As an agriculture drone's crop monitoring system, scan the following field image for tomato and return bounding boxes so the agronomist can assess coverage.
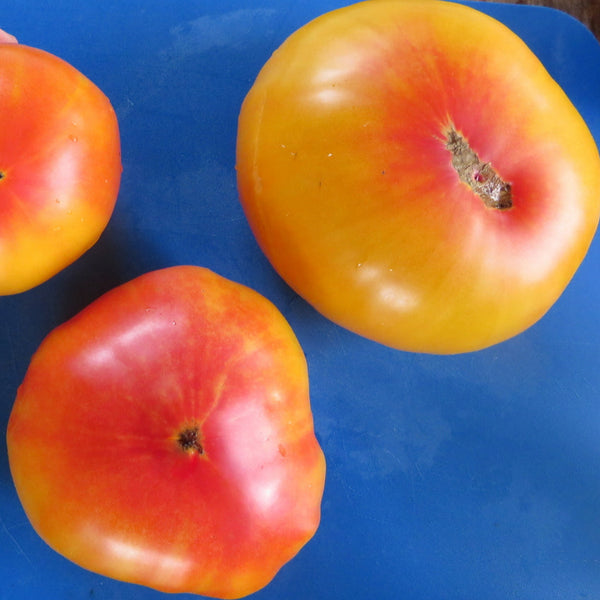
[7,266,326,599]
[236,0,600,354]
[0,40,121,295]
[0,28,17,44]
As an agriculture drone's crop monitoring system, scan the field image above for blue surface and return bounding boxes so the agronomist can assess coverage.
[1,1,600,599]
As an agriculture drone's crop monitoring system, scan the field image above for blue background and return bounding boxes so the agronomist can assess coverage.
[1,1,600,599]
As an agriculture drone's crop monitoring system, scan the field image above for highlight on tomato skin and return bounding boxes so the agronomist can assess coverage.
[236,0,600,354]
[6,265,326,599]
[0,37,121,295]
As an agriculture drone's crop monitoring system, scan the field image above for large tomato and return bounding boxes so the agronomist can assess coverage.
[7,266,325,599]
[236,0,600,354]
[0,38,121,295]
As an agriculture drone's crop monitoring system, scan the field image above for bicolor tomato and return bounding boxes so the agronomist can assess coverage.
[236,0,600,354]
[0,38,121,295]
[7,266,326,599]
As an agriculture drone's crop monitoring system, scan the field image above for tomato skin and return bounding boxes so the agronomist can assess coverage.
[0,43,121,295]
[7,266,325,599]
[236,0,600,354]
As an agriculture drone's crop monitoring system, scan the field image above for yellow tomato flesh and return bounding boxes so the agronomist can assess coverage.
[236,0,600,353]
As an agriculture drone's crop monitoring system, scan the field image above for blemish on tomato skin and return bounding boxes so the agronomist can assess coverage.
[278,444,287,457]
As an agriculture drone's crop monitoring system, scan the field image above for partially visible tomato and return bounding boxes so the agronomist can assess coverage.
[7,266,326,599]
[236,0,600,354]
[0,28,17,44]
[0,40,121,295]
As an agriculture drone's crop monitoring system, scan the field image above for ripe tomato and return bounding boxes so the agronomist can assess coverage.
[0,40,121,295]
[7,266,325,599]
[236,0,600,354]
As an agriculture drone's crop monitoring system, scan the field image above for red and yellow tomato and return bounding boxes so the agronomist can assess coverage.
[7,266,326,599]
[0,40,121,295]
[236,0,600,354]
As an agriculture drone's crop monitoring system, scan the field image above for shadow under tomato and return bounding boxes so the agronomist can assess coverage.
[51,223,168,325]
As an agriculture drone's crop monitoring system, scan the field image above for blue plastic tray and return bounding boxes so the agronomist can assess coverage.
[1,2,600,599]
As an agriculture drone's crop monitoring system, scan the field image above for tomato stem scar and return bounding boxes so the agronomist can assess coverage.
[0,171,5,180]
[446,128,512,210]
[177,425,204,455]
